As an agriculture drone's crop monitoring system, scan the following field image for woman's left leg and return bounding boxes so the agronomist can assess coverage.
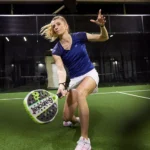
[74,76,97,150]
[76,76,97,138]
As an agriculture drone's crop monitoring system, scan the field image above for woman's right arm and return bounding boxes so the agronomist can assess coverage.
[52,55,67,97]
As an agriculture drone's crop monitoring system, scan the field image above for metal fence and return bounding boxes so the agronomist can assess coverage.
[0,15,150,91]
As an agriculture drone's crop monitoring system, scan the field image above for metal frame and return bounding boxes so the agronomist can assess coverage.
[1,0,150,2]
[0,14,150,35]
[0,14,150,16]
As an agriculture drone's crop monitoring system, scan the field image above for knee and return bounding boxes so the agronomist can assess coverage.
[76,90,87,100]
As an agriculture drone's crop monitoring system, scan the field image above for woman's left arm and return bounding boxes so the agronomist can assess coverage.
[86,9,109,42]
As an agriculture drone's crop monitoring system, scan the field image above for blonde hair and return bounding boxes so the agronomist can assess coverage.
[40,16,69,42]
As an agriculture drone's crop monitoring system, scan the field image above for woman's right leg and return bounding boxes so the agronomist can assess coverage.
[63,89,79,123]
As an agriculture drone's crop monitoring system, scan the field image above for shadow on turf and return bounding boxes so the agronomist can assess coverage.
[117,100,150,150]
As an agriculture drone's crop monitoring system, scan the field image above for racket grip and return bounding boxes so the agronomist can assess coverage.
[57,93,62,98]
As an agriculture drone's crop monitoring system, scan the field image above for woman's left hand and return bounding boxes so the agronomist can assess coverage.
[90,9,106,26]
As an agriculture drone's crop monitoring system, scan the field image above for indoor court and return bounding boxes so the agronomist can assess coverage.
[0,84,150,150]
[0,0,150,150]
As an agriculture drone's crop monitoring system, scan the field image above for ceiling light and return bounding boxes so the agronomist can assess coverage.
[23,37,27,42]
[5,37,9,42]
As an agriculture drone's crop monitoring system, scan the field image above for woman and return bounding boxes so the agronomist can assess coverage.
[40,9,109,150]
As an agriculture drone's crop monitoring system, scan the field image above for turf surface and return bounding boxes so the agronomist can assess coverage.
[0,84,150,150]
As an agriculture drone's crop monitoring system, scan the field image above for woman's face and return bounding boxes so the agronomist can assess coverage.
[51,18,68,36]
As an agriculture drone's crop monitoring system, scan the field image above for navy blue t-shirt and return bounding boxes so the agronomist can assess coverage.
[52,32,94,79]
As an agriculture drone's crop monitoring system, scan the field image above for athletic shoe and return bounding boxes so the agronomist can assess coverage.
[63,121,73,127]
[75,136,91,150]
[63,117,80,127]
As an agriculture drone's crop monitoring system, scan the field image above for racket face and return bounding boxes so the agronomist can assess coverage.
[23,89,58,124]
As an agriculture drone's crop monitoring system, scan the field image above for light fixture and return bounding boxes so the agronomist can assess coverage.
[113,61,118,65]
[11,64,14,67]
[38,63,44,68]
[5,37,10,42]
[23,37,27,42]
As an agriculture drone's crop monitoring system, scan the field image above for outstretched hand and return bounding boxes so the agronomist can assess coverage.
[90,9,106,26]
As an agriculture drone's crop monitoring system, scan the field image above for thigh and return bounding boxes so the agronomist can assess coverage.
[76,76,97,97]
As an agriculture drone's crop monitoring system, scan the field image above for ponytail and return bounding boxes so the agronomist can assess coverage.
[40,23,58,42]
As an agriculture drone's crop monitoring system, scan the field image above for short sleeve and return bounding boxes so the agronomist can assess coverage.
[51,43,61,56]
[74,32,88,42]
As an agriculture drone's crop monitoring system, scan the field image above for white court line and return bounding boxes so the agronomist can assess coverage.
[93,91,117,95]
[93,89,150,95]
[118,91,150,100]
[0,89,150,100]
[0,98,23,100]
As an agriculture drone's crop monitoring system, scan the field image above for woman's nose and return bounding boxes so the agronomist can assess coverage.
[55,27,58,31]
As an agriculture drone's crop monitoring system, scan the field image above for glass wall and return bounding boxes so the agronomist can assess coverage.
[0,15,150,91]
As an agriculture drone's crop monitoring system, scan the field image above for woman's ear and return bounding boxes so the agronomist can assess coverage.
[65,23,69,31]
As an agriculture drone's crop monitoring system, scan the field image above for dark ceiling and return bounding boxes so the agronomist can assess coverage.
[0,2,150,14]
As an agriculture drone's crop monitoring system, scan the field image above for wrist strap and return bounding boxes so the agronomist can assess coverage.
[59,82,66,86]
[59,82,66,90]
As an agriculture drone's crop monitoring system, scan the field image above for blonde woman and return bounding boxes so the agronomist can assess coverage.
[41,9,109,150]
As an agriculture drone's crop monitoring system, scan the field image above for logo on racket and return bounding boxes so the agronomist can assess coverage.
[30,96,54,114]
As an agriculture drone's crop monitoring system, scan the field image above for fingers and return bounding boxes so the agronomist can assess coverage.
[62,90,67,97]
[99,9,101,14]
[90,19,96,23]
[57,90,68,99]
[103,17,106,22]
[90,9,106,25]
[98,9,101,17]
[98,15,105,21]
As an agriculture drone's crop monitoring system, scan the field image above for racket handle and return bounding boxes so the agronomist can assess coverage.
[57,93,62,98]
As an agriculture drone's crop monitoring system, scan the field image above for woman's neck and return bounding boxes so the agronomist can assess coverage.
[59,32,71,44]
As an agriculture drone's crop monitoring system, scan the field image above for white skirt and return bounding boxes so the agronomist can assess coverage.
[68,68,99,93]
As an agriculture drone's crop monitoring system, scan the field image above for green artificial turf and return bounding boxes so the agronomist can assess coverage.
[0,84,150,150]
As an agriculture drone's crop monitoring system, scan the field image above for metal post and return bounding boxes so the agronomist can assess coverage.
[11,4,14,15]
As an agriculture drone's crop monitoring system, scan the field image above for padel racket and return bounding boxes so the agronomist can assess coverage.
[23,89,61,124]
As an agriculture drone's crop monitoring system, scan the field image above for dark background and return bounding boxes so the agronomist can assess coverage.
[0,2,150,14]
[0,1,150,91]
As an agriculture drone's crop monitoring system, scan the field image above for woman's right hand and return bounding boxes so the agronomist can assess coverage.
[90,9,106,27]
[57,84,67,98]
